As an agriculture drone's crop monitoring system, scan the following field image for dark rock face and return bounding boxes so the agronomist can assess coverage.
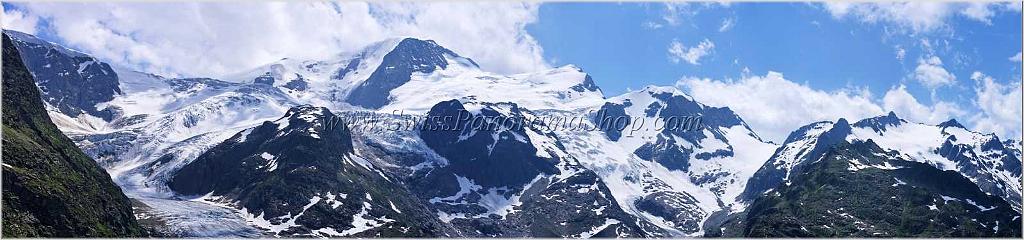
[852,111,906,133]
[937,134,1023,210]
[634,134,693,171]
[419,100,559,188]
[634,192,704,231]
[739,119,852,201]
[5,30,122,121]
[1,33,145,237]
[253,72,276,85]
[570,74,602,92]
[721,140,1022,237]
[938,118,966,129]
[332,57,361,80]
[596,90,748,172]
[347,38,476,109]
[282,74,309,91]
[169,106,449,237]
[338,99,658,237]
[503,170,657,238]
[594,101,632,141]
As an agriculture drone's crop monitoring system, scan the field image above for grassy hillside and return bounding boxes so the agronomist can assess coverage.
[2,33,145,237]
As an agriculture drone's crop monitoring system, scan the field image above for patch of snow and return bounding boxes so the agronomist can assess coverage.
[578,218,621,238]
[388,200,402,213]
[430,175,482,204]
[892,178,907,187]
[240,195,321,236]
[339,201,393,236]
[965,198,997,211]
[847,158,869,171]
[260,152,278,172]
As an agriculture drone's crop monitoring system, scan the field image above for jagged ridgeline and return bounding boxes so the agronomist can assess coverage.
[1,33,145,237]
[721,140,1021,237]
[169,106,453,237]
[3,27,1021,238]
[715,115,1024,237]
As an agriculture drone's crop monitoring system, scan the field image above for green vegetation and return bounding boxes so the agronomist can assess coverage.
[2,33,145,237]
[721,140,1021,237]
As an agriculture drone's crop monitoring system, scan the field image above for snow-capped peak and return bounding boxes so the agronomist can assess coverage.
[4,30,90,58]
[743,112,1023,212]
[641,85,688,97]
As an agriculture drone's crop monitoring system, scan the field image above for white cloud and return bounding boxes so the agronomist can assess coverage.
[661,3,696,27]
[668,38,714,65]
[676,72,884,142]
[1008,2,1024,12]
[718,17,735,32]
[676,71,973,142]
[881,85,964,125]
[822,2,1016,33]
[1,5,38,34]
[913,56,956,89]
[1011,52,1022,62]
[9,2,547,78]
[823,2,953,33]
[970,72,1023,140]
[371,2,548,75]
[961,2,994,24]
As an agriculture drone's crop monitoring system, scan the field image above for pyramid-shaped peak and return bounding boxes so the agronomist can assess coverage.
[938,118,966,129]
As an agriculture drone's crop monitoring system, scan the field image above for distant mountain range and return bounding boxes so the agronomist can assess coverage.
[3,29,1020,237]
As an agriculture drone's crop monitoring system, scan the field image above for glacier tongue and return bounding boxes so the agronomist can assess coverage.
[131,196,263,237]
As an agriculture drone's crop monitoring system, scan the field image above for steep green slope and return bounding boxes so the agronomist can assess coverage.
[2,34,145,237]
[721,140,1021,237]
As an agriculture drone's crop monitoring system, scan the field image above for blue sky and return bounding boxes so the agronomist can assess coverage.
[1,2,1020,141]
[527,2,1021,103]
[523,2,1022,140]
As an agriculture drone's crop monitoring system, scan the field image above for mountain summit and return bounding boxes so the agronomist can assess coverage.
[3,30,1019,238]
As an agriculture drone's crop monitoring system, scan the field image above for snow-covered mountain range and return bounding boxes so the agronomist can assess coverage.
[5,29,1020,237]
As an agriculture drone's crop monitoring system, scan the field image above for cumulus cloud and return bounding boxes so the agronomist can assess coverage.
[668,38,714,65]
[676,71,975,142]
[1,5,38,34]
[913,56,956,89]
[970,72,1023,140]
[961,2,995,24]
[7,2,547,77]
[1011,52,1022,62]
[676,72,885,142]
[881,85,964,125]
